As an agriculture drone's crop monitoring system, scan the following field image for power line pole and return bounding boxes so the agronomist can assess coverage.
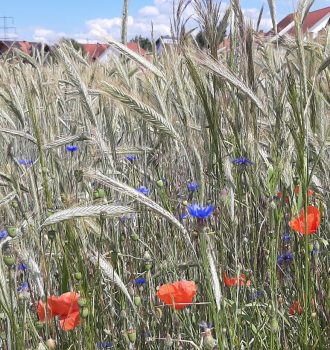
[0,16,16,40]
[121,0,129,45]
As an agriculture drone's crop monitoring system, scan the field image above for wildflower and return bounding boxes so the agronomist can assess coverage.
[17,281,29,293]
[156,280,197,310]
[289,301,303,316]
[223,272,251,287]
[277,252,293,265]
[126,155,137,162]
[136,186,150,196]
[18,159,33,165]
[294,185,314,197]
[0,230,8,240]
[281,233,290,241]
[37,291,80,331]
[187,182,199,192]
[180,213,188,220]
[276,192,289,203]
[187,204,214,219]
[199,321,213,331]
[18,263,28,271]
[134,278,146,286]
[231,157,253,166]
[65,145,79,153]
[289,206,320,235]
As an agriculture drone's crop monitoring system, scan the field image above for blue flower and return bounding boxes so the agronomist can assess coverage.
[0,230,8,240]
[199,321,213,330]
[18,159,33,165]
[231,157,253,166]
[311,245,318,256]
[18,263,27,271]
[277,252,293,265]
[66,145,79,152]
[187,204,214,219]
[17,281,29,293]
[126,155,137,162]
[136,186,150,196]
[180,213,188,220]
[187,182,199,192]
[135,278,146,285]
[281,233,291,241]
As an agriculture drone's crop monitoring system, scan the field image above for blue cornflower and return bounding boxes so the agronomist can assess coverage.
[18,263,27,271]
[180,213,188,220]
[66,145,79,153]
[187,182,199,192]
[231,157,253,166]
[18,159,33,165]
[312,245,318,256]
[17,281,29,293]
[0,230,8,240]
[187,204,214,219]
[199,321,213,330]
[136,186,150,196]
[282,233,291,241]
[126,155,137,162]
[277,252,293,265]
[135,278,146,285]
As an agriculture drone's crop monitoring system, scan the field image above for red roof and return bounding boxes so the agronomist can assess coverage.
[268,6,330,36]
[126,42,147,56]
[81,43,109,60]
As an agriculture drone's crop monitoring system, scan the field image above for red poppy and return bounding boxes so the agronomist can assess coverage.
[156,280,197,310]
[37,292,80,331]
[223,272,251,287]
[276,192,289,203]
[289,301,303,315]
[289,206,320,235]
[294,185,314,197]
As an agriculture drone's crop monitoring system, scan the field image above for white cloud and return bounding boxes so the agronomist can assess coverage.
[139,6,160,17]
[243,8,273,30]
[33,28,66,43]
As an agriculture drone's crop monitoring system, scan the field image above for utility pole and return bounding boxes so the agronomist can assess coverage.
[121,0,129,45]
[0,16,16,40]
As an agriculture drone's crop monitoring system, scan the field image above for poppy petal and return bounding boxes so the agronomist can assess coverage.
[59,311,80,331]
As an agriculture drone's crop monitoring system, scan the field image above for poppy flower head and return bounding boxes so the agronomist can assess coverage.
[157,280,197,310]
[37,292,80,331]
[294,185,314,197]
[223,272,251,287]
[289,206,320,235]
[289,301,303,316]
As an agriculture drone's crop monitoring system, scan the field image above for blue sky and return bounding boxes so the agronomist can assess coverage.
[0,0,328,43]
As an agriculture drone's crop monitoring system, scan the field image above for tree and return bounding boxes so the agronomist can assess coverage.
[130,35,152,51]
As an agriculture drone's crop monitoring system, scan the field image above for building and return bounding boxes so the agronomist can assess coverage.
[267,6,330,39]
[0,40,50,56]
[155,35,178,54]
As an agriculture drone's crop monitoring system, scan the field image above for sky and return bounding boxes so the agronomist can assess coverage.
[0,0,328,43]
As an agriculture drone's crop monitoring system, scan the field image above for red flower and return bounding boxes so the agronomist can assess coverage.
[289,206,320,235]
[294,185,314,197]
[276,192,290,203]
[156,280,197,310]
[37,292,80,331]
[289,301,303,315]
[223,272,251,287]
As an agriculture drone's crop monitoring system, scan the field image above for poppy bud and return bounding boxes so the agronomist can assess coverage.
[3,255,15,267]
[74,272,82,281]
[45,338,56,349]
[127,328,136,343]
[134,296,141,306]
[182,200,188,206]
[131,233,139,241]
[7,227,16,238]
[270,317,279,333]
[80,307,89,318]
[311,312,317,319]
[203,329,215,349]
[12,201,18,208]
[143,251,152,261]
[120,310,127,319]
[78,298,87,307]
[47,230,56,240]
[156,179,164,187]
[46,338,56,350]
[165,334,173,347]
[98,189,106,198]
[155,307,163,319]
[122,331,129,344]
[35,321,44,330]
[93,190,100,199]
[145,262,152,271]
